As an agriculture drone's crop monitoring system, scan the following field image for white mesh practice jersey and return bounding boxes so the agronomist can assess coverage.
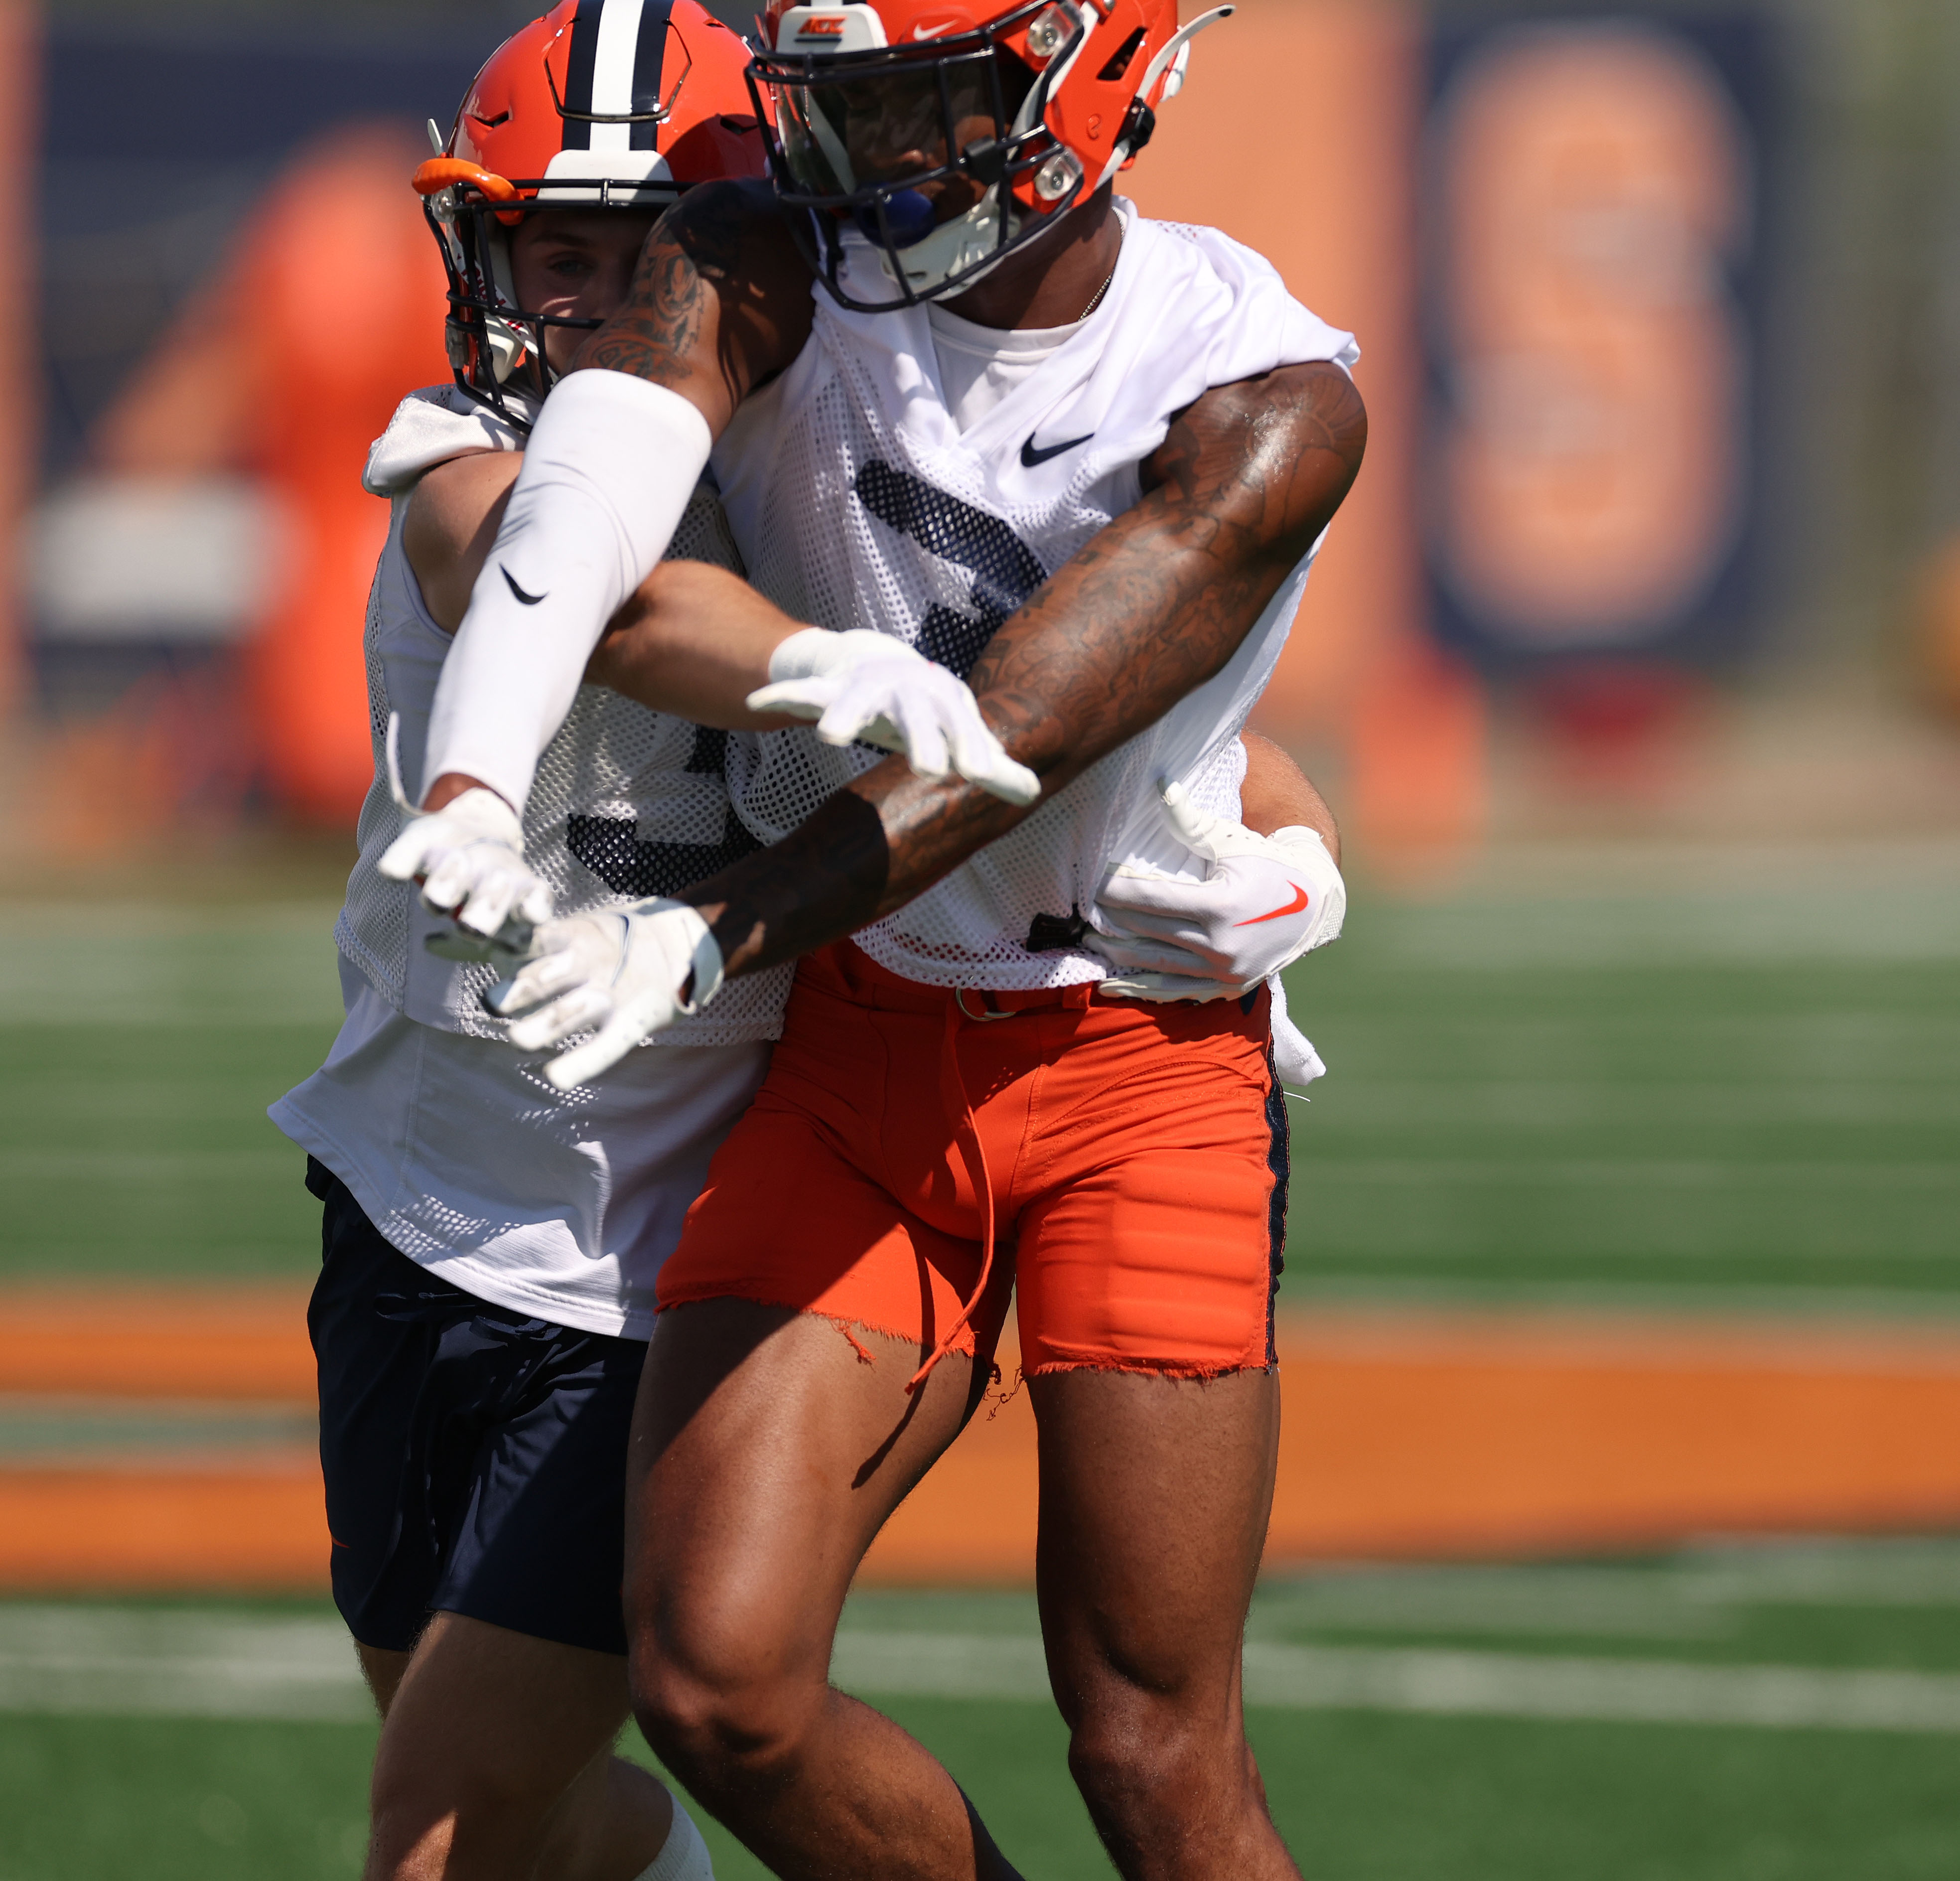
[712,199,1360,990]
[338,384,794,1045]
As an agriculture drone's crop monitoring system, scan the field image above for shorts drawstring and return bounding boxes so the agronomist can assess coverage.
[906,994,997,1394]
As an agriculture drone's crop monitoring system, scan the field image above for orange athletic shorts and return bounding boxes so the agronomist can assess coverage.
[657,940,1289,1378]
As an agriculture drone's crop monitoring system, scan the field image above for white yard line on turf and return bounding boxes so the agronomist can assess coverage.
[0,1609,372,1723]
[830,1636,1960,1734]
[1365,885,1960,968]
[7,1609,1959,1735]
[1240,1644,1960,1733]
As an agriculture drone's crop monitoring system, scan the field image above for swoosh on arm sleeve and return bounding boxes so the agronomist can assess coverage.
[422,371,713,810]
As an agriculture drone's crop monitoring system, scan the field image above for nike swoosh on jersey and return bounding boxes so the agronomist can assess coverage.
[1234,883,1309,926]
[1020,432,1094,469]
[502,567,547,606]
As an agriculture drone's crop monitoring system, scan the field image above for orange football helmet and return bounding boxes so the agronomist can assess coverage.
[747,0,1231,309]
[415,0,765,424]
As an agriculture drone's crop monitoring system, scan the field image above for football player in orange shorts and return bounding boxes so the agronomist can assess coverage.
[401,0,1362,1872]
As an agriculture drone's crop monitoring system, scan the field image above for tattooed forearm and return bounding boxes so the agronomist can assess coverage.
[969,361,1366,769]
[579,242,716,386]
[680,359,1367,980]
[570,179,813,431]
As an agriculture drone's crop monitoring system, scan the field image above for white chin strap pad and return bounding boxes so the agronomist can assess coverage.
[423,371,712,811]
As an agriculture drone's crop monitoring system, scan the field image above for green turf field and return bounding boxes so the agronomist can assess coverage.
[0,904,343,1283]
[3,851,1958,1877]
[8,1697,1955,1880]
[9,1543,1960,1879]
[1294,879,1960,1310]
[2,857,1955,1308]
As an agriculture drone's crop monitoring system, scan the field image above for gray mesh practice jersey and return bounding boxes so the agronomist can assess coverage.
[711,202,1360,991]
[337,386,794,1045]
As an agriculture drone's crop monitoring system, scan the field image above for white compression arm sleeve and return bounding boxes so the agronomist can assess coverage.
[423,370,712,810]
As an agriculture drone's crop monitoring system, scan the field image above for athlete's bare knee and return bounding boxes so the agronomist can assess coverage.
[1065,1682,1242,1846]
[1066,1714,1198,1821]
[630,1627,823,1797]
[368,1776,530,1878]
[364,1795,467,1881]
[368,1736,564,1880]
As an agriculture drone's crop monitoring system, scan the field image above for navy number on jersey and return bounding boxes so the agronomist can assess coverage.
[854,462,1046,679]
[567,725,760,898]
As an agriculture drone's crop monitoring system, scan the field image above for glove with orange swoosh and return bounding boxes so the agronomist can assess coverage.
[1088,778,1346,1003]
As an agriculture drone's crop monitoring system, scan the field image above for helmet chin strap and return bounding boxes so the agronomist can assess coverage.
[1092,3,1236,192]
[485,229,531,384]
[486,317,531,384]
[1136,4,1236,105]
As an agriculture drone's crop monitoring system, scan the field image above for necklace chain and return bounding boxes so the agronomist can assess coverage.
[1077,241,1121,322]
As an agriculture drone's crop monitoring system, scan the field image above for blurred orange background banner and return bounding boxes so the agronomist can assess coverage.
[36,0,1490,860]
[1123,0,1488,861]
[4,2,1800,853]
[95,125,451,826]
[1429,24,1751,642]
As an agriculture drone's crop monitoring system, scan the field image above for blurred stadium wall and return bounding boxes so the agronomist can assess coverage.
[1,0,1958,868]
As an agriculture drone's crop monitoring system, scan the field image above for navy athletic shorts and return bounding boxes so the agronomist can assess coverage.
[305,1158,645,1657]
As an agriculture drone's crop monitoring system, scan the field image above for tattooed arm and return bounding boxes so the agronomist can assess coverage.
[680,358,1368,976]
[571,178,815,422]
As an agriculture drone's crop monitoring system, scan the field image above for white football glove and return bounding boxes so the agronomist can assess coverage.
[1090,778,1346,1002]
[486,899,721,1091]
[746,627,1040,807]
[378,785,553,959]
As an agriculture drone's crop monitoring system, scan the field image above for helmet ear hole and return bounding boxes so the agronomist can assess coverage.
[1096,25,1146,83]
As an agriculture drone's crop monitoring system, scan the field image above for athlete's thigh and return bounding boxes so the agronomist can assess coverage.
[625,1300,982,1685]
[358,1642,414,1716]
[373,1611,633,1807]
[1028,1365,1280,1723]
[1008,995,1282,1379]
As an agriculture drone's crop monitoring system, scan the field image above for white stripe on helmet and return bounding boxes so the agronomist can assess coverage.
[590,0,647,150]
